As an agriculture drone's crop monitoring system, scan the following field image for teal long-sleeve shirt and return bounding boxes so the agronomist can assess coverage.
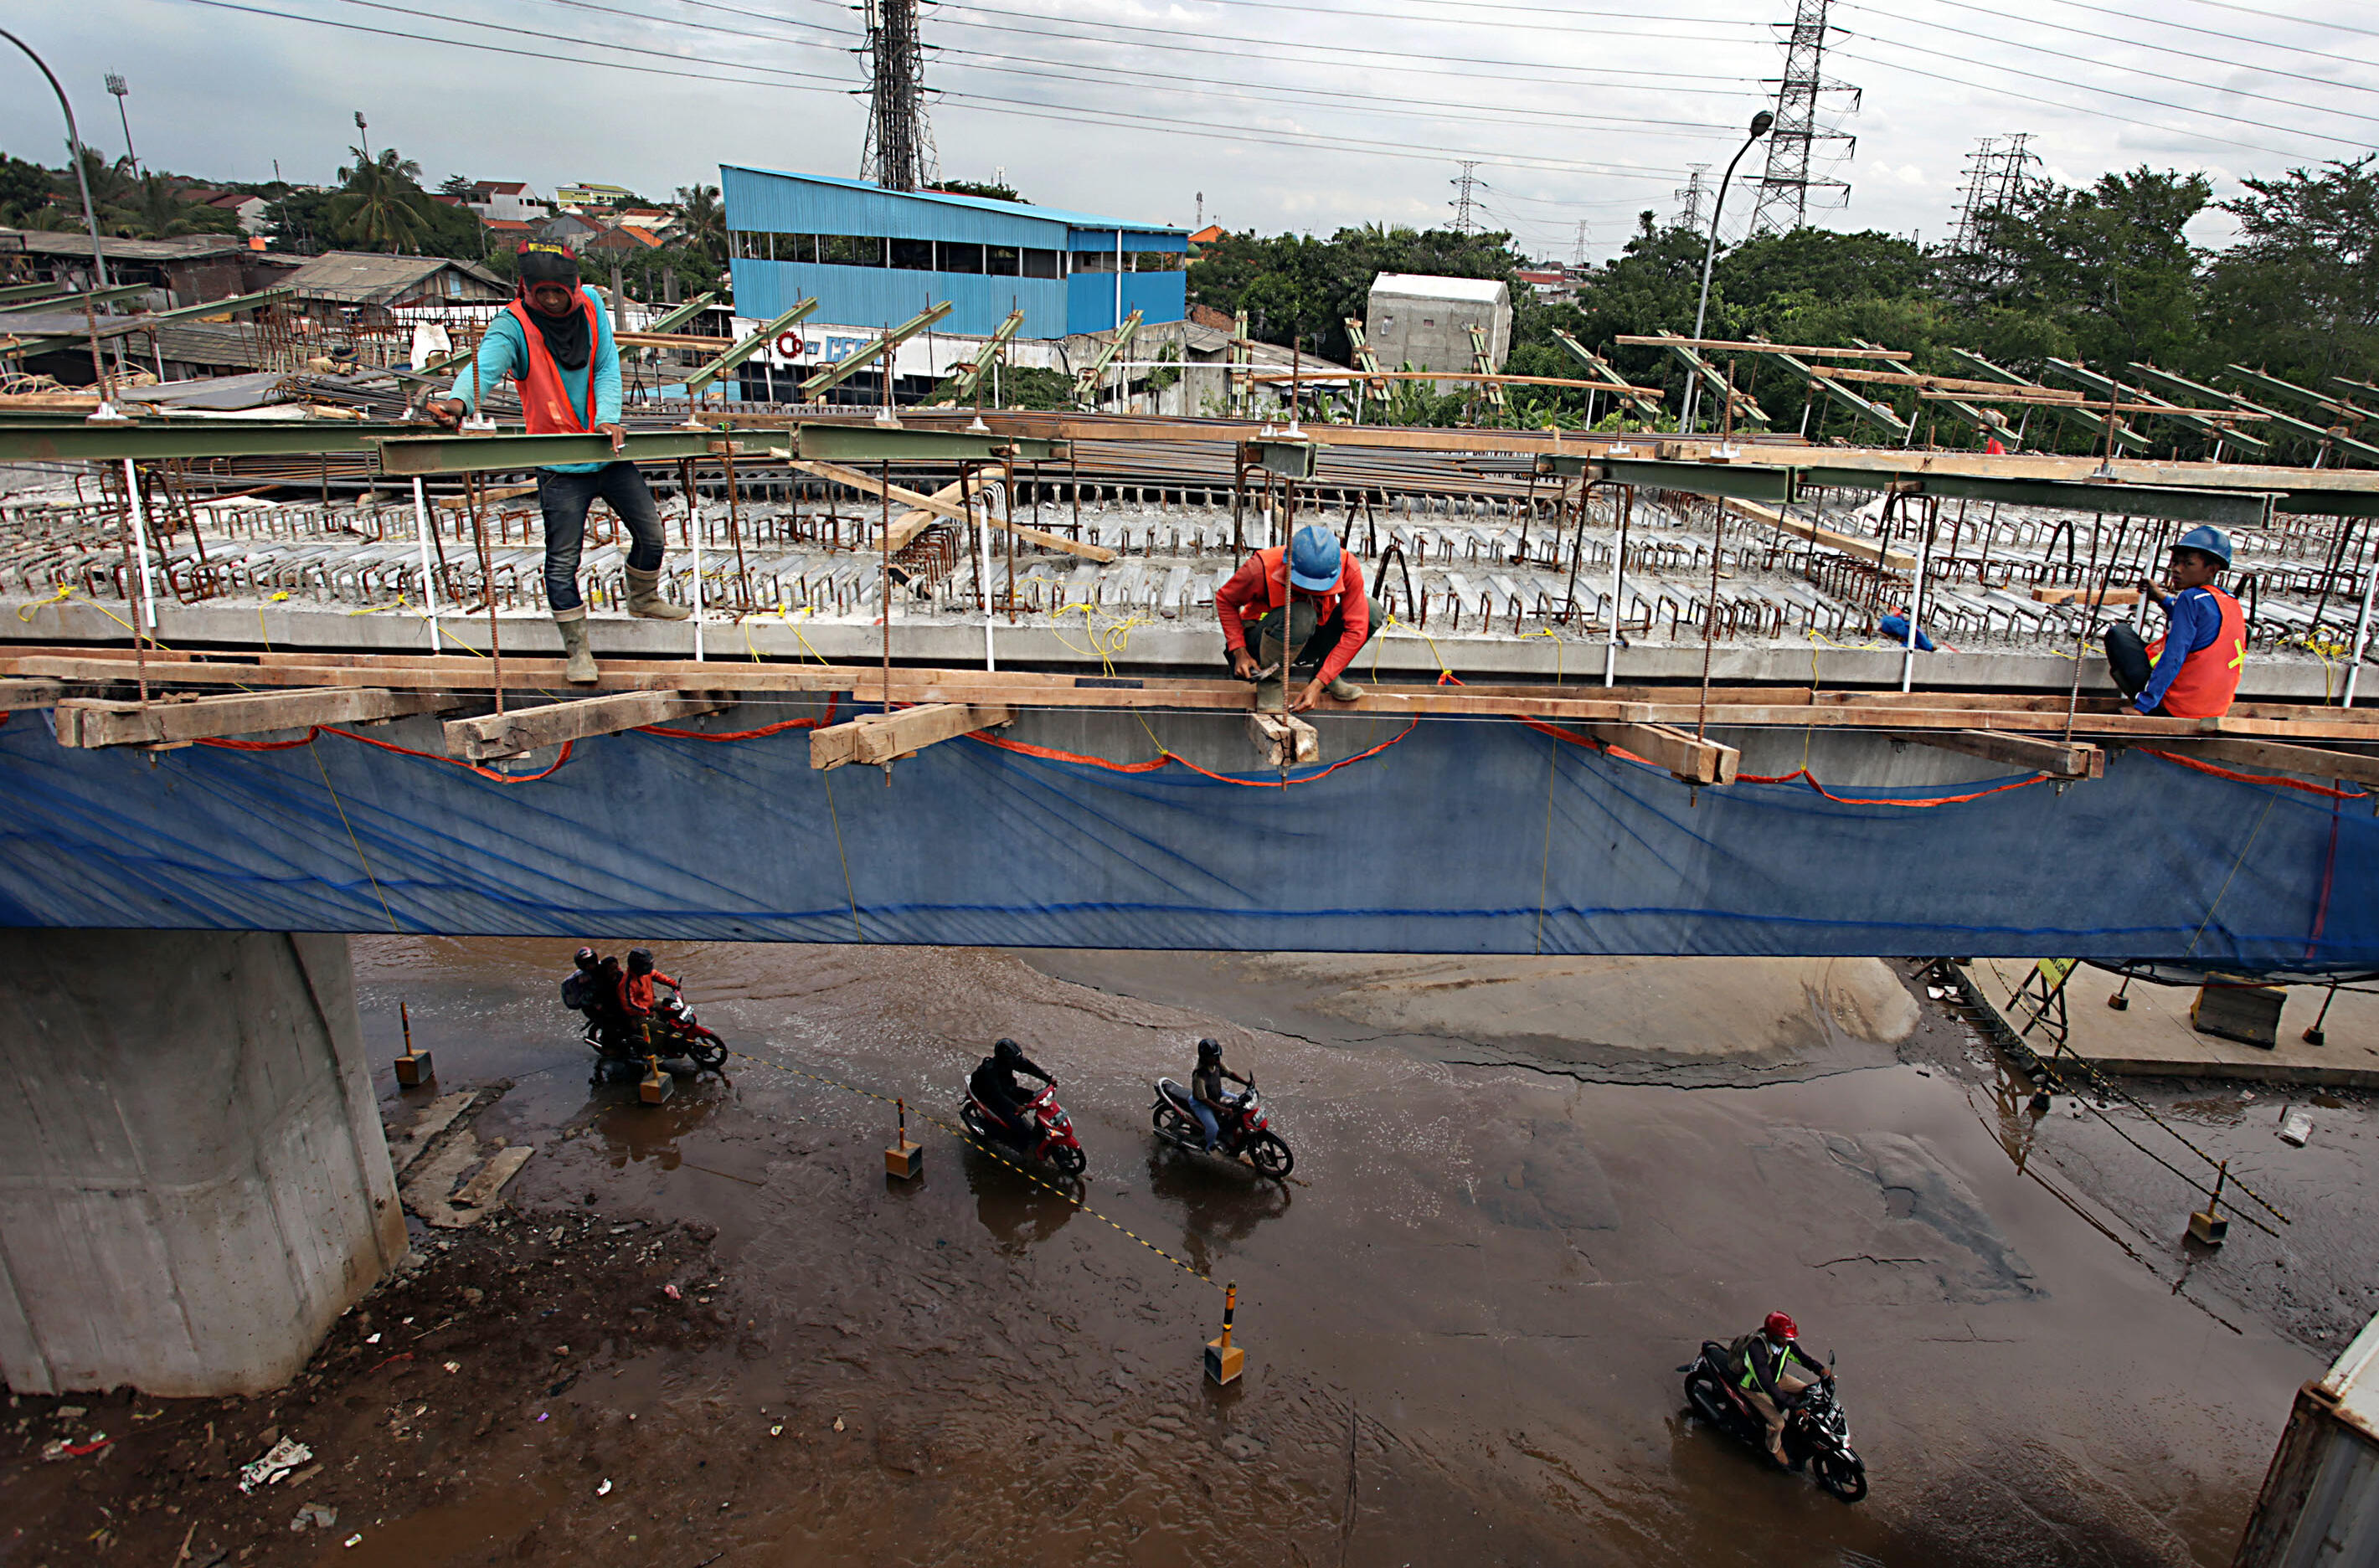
[445,295,623,473]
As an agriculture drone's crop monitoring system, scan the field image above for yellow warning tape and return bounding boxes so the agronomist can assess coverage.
[723,1046,1224,1291]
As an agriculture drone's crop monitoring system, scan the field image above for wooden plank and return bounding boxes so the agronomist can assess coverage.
[444,691,731,761]
[1722,496,1917,571]
[2031,585,2142,606]
[2139,736,2379,789]
[787,457,1117,561]
[1914,730,2105,779]
[53,687,459,748]
[1614,336,1912,361]
[1577,722,1739,785]
[810,702,1013,770]
[0,678,63,711]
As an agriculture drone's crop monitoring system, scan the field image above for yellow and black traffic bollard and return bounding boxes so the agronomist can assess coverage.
[884,1097,924,1179]
[639,1053,674,1105]
[393,1000,433,1087]
[1204,1282,1244,1386]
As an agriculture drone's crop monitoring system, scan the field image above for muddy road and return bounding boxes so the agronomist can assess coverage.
[13,942,2364,1566]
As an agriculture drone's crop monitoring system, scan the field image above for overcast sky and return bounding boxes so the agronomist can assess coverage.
[5,0,2377,263]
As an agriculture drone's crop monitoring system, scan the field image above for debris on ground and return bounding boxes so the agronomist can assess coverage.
[236,1437,311,1493]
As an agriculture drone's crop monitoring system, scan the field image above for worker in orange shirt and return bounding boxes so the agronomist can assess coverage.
[2104,526,2246,717]
[1214,525,1381,712]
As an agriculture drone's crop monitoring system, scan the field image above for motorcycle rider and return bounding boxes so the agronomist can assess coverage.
[1189,1037,1253,1154]
[616,948,679,1053]
[970,1038,1054,1148]
[1733,1311,1833,1468]
[562,946,603,1015]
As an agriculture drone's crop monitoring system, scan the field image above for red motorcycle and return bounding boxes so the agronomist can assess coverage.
[1151,1077,1295,1179]
[960,1080,1088,1177]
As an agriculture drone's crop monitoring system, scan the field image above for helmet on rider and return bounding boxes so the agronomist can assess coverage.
[1764,1310,1799,1342]
[993,1037,1025,1064]
[627,949,656,975]
[1197,1037,1223,1062]
[574,946,600,971]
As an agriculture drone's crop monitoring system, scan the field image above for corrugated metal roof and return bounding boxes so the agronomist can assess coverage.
[0,227,252,263]
[722,165,1185,239]
[285,251,505,304]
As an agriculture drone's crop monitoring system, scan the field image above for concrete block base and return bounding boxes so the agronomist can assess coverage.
[0,931,407,1396]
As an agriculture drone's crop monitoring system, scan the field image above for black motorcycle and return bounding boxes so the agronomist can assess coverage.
[579,990,729,1083]
[1679,1342,1867,1502]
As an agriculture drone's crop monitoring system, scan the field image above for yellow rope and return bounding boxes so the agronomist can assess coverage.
[819,764,864,943]
[308,738,398,933]
[2183,793,2277,959]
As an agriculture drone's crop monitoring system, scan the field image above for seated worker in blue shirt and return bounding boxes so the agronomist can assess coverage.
[426,242,687,685]
[2102,526,2246,719]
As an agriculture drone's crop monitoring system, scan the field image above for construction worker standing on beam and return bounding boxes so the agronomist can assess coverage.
[427,241,687,685]
[2104,525,2246,718]
[1216,524,1381,712]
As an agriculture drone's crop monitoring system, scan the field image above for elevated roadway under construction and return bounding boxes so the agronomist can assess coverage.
[4,409,2377,1400]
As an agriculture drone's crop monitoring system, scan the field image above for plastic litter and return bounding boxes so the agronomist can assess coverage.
[239,1437,312,1493]
[832,1416,846,1433]
[2280,1108,2314,1147]
[344,1534,363,1548]
[596,1478,613,1496]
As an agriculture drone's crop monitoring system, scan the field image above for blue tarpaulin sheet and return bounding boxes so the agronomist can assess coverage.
[0,708,2368,967]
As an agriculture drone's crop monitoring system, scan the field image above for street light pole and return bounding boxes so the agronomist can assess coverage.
[106,73,137,175]
[1679,110,1774,438]
[2,25,123,418]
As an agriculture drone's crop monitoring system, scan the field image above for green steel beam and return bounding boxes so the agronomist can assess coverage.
[144,286,296,325]
[1599,457,1796,505]
[0,420,423,462]
[687,297,817,395]
[1547,329,1663,420]
[1855,337,2016,450]
[1247,438,1316,479]
[929,307,1025,406]
[2124,362,2297,458]
[374,430,729,474]
[2222,363,2373,424]
[788,423,1064,464]
[644,291,719,337]
[1642,332,1769,427]
[1802,465,2278,527]
[0,280,74,304]
[2047,359,2265,453]
[0,282,148,316]
[801,301,954,398]
[1072,309,1143,404]
[1944,348,2155,455]
[1534,453,1595,478]
[1762,347,1909,441]
[2210,365,2379,465]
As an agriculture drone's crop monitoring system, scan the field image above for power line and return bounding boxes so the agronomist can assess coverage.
[1841,3,2379,129]
[1841,25,2379,148]
[1845,0,2379,104]
[2160,0,2379,44]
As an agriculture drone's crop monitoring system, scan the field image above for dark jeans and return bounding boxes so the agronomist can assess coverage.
[535,463,666,612]
[2103,625,2170,716]
[1228,596,1385,679]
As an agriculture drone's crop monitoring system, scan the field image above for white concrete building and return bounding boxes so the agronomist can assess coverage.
[1363,273,1512,383]
[466,181,548,224]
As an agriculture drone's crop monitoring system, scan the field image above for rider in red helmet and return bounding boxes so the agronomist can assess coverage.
[1733,1311,1833,1468]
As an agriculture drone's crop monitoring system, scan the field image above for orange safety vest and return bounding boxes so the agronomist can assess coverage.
[1249,544,1348,624]
[2146,585,2245,718]
[505,293,600,435]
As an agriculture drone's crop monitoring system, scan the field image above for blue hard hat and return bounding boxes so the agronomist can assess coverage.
[1287,525,1343,592]
[2173,525,2232,568]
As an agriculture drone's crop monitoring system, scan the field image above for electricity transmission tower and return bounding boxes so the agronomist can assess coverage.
[1747,0,1859,236]
[860,0,938,192]
[1675,165,1711,231]
[1945,132,2037,296]
[1572,219,1590,266]
[1450,162,1483,234]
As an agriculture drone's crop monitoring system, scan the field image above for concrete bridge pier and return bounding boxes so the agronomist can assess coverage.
[0,932,406,1396]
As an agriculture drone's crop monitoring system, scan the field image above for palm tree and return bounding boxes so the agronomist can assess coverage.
[674,183,724,266]
[329,145,430,253]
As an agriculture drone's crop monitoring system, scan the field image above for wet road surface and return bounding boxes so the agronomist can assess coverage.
[344,938,2348,1565]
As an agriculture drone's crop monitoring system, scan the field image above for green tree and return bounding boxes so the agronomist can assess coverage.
[672,183,725,267]
[1972,166,2212,372]
[929,178,1023,203]
[0,152,49,224]
[2204,157,2379,394]
[328,145,431,253]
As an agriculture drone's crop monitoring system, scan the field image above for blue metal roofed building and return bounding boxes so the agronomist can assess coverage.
[721,165,1187,342]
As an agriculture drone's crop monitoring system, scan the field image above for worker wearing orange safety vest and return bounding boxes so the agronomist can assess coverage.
[1215,526,1382,712]
[428,242,687,686]
[2104,525,2246,717]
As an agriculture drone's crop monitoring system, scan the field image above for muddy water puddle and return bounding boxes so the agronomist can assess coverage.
[342,938,2326,1565]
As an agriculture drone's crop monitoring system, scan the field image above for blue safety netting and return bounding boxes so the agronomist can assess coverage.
[0,707,2369,968]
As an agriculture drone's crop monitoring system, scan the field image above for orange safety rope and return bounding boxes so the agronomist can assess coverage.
[1517,714,2057,809]
[966,716,1420,788]
[2142,747,2371,801]
[199,725,578,784]
[639,692,840,741]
